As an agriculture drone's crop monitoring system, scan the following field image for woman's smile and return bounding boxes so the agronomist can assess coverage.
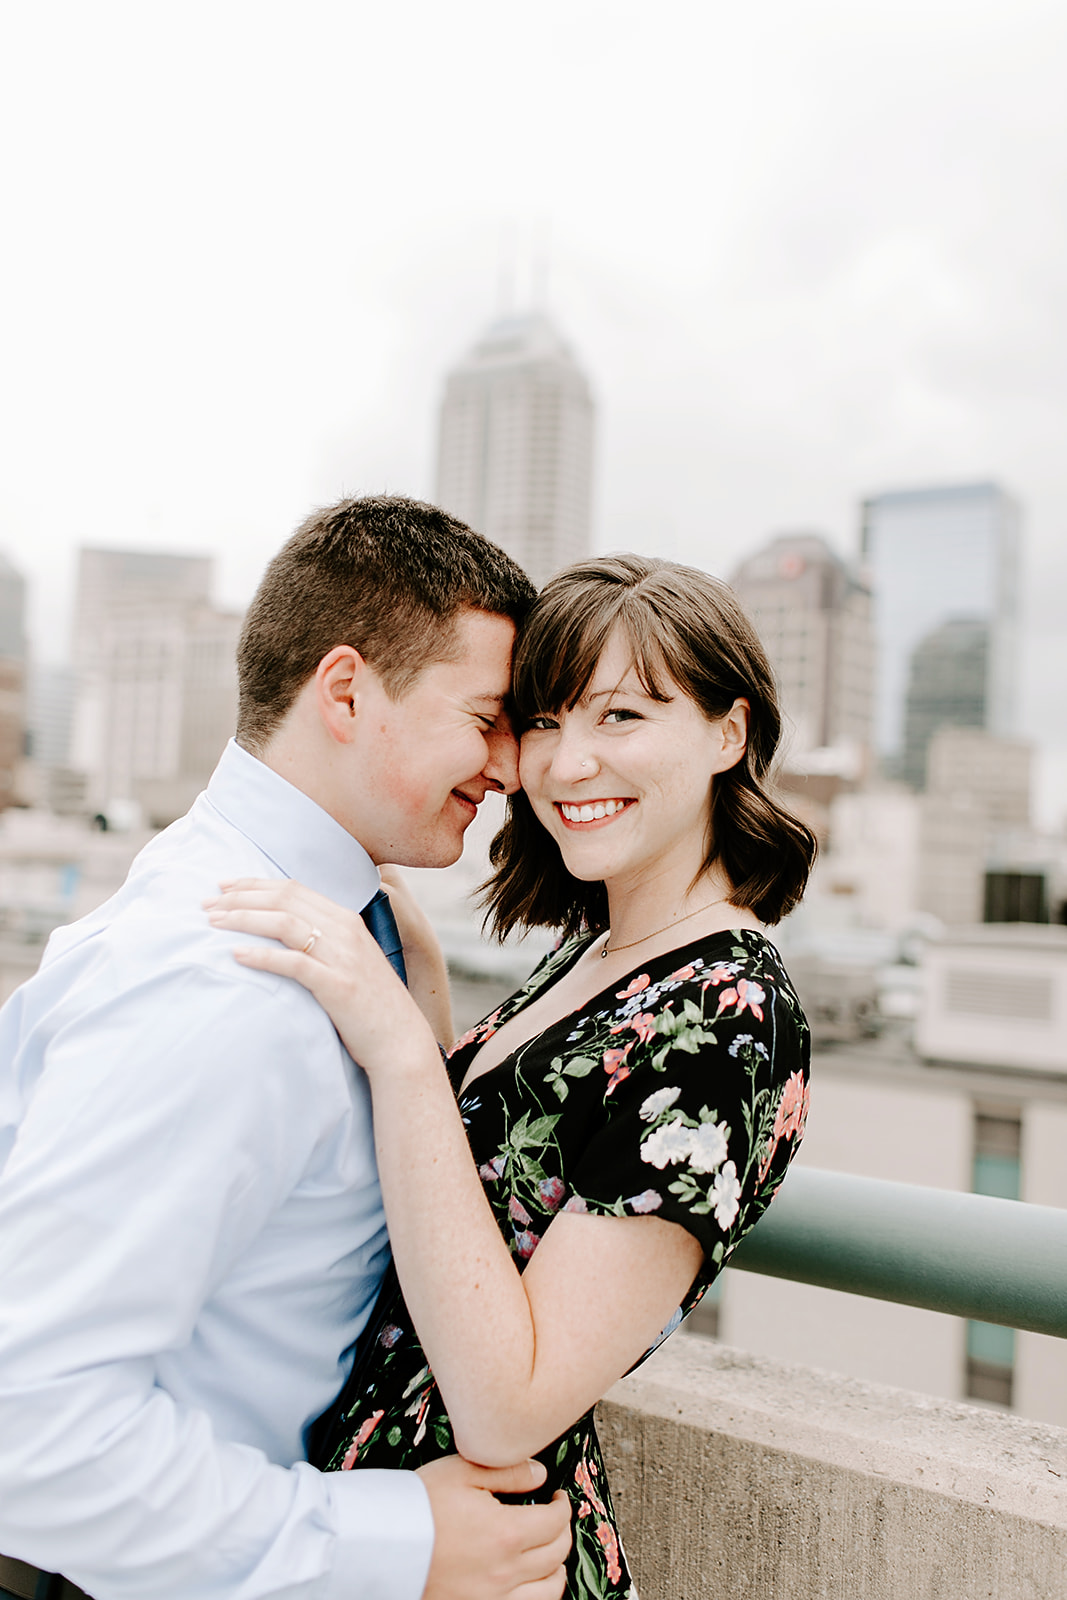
[555,798,634,827]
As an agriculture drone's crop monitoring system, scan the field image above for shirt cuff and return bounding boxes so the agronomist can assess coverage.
[322,1470,434,1600]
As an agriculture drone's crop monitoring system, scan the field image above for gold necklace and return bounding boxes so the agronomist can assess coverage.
[600,897,733,959]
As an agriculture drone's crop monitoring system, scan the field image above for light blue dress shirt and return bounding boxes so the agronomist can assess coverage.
[0,741,434,1600]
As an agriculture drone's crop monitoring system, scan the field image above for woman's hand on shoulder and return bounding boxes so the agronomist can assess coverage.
[203,877,440,1078]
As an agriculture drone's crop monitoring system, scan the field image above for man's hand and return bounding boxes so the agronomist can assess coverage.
[417,1456,571,1600]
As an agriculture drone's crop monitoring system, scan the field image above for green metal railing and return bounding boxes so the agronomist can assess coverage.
[731,1167,1067,1339]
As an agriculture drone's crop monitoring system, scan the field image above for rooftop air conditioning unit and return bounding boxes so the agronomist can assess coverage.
[917,925,1067,1075]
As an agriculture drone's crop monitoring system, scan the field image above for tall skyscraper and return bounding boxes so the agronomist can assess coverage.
[860,482,1020,773]
[729,533,874,765]
[435,311,595,587]
[69,549,242,821]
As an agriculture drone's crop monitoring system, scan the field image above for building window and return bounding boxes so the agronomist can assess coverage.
[984,871,1048,924]
[966,1103,1021,1406]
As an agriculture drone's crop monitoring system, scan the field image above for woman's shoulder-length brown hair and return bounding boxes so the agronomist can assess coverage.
[482,552,817,940]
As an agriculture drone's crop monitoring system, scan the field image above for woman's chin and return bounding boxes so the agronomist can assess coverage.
[557,844,616,885]
[564,866,605,885]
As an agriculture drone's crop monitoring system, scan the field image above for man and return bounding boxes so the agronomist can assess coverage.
[0,498,570,1600]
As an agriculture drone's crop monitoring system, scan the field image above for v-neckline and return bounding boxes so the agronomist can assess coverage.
[455,926,759,1098]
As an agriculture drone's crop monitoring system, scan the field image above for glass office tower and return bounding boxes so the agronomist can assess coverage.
[860,482,1020,779]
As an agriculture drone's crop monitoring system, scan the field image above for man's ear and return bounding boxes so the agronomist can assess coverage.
[314,645,367,745]
[717,697,750,772]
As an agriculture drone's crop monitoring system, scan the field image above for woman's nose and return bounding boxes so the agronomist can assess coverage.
[550,731,599,783]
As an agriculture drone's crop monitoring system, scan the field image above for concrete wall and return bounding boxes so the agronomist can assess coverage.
[597,1333,1067,1600]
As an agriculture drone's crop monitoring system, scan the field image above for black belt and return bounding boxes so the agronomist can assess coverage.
[0,1554,90,1600]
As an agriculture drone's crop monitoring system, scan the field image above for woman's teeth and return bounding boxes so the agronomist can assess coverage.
[560,799,628,823]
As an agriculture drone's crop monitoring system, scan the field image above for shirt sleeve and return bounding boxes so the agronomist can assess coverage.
[564,951,811,1279]
[0,964,433,1600]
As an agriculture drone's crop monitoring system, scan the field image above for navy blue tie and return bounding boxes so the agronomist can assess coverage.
[361,889,407,984]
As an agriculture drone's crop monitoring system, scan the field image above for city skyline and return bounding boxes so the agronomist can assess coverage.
[2,1,1066,819]
[3,458,1062,827]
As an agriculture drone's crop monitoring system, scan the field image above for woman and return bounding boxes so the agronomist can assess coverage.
[208,554,816,1599]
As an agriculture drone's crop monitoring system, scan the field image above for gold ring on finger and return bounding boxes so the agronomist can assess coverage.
[302,926,323,956]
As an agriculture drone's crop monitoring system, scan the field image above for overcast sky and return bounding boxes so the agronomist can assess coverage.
[2,1,1066,817]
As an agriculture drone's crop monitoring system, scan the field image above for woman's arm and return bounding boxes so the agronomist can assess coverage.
[205,879,702,1465]
[363,1034,703,1465]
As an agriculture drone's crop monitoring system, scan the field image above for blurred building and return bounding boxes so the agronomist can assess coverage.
[0,553,27,660]
[821,786,987,928]
[0,662,25,815]
[69,549,242,824]
[820,737,1035,934]
[730,534,874,768]
[0,808,153,1003]
[25,665,81,813]
[435,311,595,587]
[926,726,1032,830]
[860,483,1020,778]
[0,553,28,813]
[901,618,990,788]
[27,665,73,771]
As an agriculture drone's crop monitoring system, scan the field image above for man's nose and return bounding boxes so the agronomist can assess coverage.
[482,713,521,795]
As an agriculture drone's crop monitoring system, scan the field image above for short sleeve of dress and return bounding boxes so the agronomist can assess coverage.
[561,933,810,1278]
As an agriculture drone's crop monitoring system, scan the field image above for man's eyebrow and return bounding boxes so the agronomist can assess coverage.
[467,691,508,707]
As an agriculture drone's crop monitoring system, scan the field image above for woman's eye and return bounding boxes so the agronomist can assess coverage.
[526,714,559,731]
[602,707,640,724]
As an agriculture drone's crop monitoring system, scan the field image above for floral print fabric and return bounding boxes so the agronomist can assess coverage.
[313,928,810,1599]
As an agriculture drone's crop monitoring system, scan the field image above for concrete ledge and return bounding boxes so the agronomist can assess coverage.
[595,1333,1067,1599]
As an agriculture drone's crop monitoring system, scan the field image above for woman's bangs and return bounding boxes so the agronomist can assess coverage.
[622,608,676,704]
[513,591,679,722]
[513,605,612,720]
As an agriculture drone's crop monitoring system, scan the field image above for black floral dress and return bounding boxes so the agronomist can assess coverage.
[311,928,810,1600]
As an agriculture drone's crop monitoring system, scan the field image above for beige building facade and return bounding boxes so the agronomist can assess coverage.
[435,311,595,588]
[69,548,241,823]
[730,532,874,769]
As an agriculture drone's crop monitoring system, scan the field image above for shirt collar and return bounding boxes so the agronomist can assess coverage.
[204,739,381,914]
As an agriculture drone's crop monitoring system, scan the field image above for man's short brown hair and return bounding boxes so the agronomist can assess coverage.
[236,495,537,751]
